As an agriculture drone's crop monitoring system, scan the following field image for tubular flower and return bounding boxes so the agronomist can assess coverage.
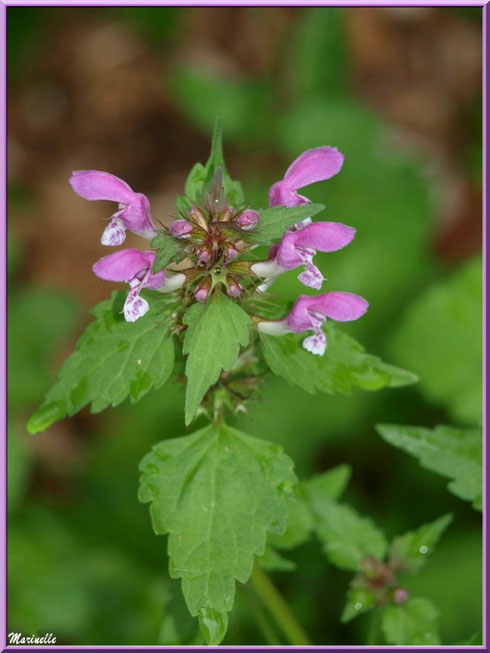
[92,249,185,322]
[268,146,344,209]
[252,222,356,290]
[258,292,368,356]
[70,170,157,246]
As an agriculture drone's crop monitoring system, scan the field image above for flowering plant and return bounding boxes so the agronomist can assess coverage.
[27,120,462,646]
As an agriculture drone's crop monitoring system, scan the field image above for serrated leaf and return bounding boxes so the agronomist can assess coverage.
[183,293,251,425]
[261,326,416,396]
[310,499,387,571]
[151,231,189,273]
[27,292,175,434]
[377,424,482,510]
[341,584,376,623]
[138,424,297,632]
[245,204,324,245]
[381,597,440,645]
[182,117,244,208]
[389,256,482,424]
[389,514,453,574]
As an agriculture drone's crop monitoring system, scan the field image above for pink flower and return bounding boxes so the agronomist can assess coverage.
[252,222,356,290]
[269,146,344,208]
[70,170,157,246]
[258,292,368,356]
[92,249,184,322]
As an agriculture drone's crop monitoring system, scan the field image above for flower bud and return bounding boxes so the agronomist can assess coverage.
[169,219,193,238]
[226,276,241,298]
[392,588,408,605]
[236,209,260,230]
[225,246,239,263]
[194,278,211,302]
[197,248,210,264]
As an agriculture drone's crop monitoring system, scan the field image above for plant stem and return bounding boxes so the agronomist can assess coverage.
[366,608,382,645]
[243,585,282,645]
[250,565,311,645]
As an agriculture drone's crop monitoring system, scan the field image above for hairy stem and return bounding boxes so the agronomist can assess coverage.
[250,565,311,646]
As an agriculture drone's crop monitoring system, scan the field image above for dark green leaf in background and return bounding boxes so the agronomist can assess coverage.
[389,514,453,574]
[389,257,482,424]
[377,424,482,510]
[381,597,440,645]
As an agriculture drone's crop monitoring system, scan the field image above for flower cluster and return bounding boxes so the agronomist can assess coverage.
[70,145,367,355]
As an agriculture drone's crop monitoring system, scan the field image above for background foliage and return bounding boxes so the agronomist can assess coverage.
[7,6,482,646]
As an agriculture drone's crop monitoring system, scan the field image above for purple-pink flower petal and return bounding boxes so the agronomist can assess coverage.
[70,170,134,203]
[287,292,368,332]
[269,146,344,208]
[70,170,156,244]
[276,222,356,269]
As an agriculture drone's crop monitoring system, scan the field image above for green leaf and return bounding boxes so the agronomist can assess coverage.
[173,67,271,148]
[197,607,228,646]
[389,514,453,574]
[381,597,440,645]
[183,293,251,425]
[181,117,244,208]
[8,288,81,407]
[304,464,351,505]
[138,423,297,639]
[267,466,350,555]
[27,292,175,434]
[257,546,296,572]
[151,231,189,273]
[457,630,482,645]
[341,584,377,623]
[261,326,416,396]
[290,8,346,98]
[377,424,482,510]
[245,204,324,245]
[267,491,313,551]
[389,256,482,424]
[310,500,387,572]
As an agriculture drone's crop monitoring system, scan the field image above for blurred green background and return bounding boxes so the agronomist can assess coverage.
[7,6,483,646]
